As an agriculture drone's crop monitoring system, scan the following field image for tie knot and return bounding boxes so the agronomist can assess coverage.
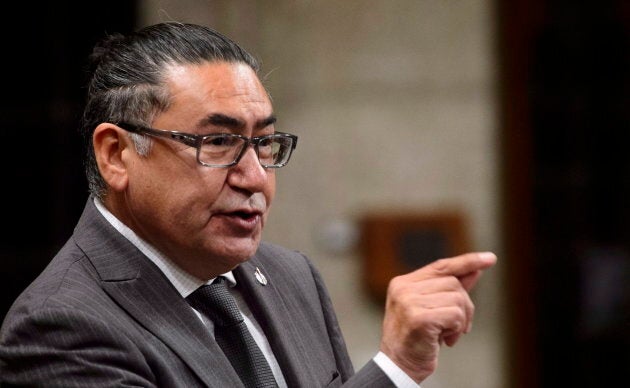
[187,276,243,327]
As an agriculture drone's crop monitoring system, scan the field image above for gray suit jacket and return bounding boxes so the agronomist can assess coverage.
[0,199,394,387]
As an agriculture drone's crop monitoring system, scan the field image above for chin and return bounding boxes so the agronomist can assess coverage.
[221,240,260,264]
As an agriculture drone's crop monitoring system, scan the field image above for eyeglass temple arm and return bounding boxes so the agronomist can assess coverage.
[118,123,199,147]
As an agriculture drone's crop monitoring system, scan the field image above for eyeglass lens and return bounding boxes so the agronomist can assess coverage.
[199,135,294,167]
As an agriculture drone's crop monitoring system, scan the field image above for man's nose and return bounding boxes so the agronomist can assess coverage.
[227,146,268,191]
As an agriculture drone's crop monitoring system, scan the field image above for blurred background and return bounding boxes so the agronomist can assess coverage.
[1,1,627,387]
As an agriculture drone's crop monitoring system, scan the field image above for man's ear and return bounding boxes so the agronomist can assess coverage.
[93,123,132,192]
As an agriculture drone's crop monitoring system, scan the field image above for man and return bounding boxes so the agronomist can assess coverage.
[0,22,496,387]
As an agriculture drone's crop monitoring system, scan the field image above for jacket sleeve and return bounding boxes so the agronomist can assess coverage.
[306,259,396,387]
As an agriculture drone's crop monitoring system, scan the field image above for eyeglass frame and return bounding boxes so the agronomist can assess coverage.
[116,122,298,168]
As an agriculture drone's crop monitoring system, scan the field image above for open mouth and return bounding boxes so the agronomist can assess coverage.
[230,210,260,221]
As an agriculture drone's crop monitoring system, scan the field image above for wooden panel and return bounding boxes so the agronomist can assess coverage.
[359,211,470,304]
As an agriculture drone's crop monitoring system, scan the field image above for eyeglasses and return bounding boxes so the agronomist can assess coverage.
[117,122,298,168]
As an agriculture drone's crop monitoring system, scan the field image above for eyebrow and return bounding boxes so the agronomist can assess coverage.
[200,113,277,130]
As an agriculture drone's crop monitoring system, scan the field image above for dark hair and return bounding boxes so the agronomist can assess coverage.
[81,22,261,198]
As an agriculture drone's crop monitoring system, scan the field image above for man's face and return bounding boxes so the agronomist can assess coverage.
[123,61,276,279]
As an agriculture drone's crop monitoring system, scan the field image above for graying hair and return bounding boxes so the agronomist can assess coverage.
[80,22,260,199]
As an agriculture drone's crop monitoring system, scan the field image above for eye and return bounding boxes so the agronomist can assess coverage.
[257,137,274,148]
[204,135,240,147]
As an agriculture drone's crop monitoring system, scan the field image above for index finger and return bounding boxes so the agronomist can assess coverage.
[408,251,497,281]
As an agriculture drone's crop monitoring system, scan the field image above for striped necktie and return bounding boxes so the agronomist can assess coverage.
[187,276,278,388]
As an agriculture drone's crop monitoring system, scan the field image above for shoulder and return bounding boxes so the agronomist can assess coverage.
[255,241,317,278]
[252,241,330,308]
[256,240,306,259]
[2,238,109,329]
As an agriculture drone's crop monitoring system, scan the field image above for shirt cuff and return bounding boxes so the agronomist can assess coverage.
[373,351,421,388]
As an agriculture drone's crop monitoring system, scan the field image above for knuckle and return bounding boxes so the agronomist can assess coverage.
[432,258,450,274]
[387,274,409,293]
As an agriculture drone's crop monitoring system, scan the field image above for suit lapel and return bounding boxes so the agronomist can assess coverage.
[234,260,324,387]
[73,199,243,387]
[101,268,243,386]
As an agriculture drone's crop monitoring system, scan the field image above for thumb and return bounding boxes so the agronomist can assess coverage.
[458,269,483,292]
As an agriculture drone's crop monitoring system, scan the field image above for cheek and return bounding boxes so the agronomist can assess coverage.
[133,160,226,217]
[265,172,277,204]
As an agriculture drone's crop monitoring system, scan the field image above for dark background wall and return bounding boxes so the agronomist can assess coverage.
[499,0,629,386]
[0,2,137,322]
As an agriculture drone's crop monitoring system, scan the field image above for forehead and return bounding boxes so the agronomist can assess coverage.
[160,61,273,127]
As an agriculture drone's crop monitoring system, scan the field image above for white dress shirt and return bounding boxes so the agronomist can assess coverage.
[94,198,419,387]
